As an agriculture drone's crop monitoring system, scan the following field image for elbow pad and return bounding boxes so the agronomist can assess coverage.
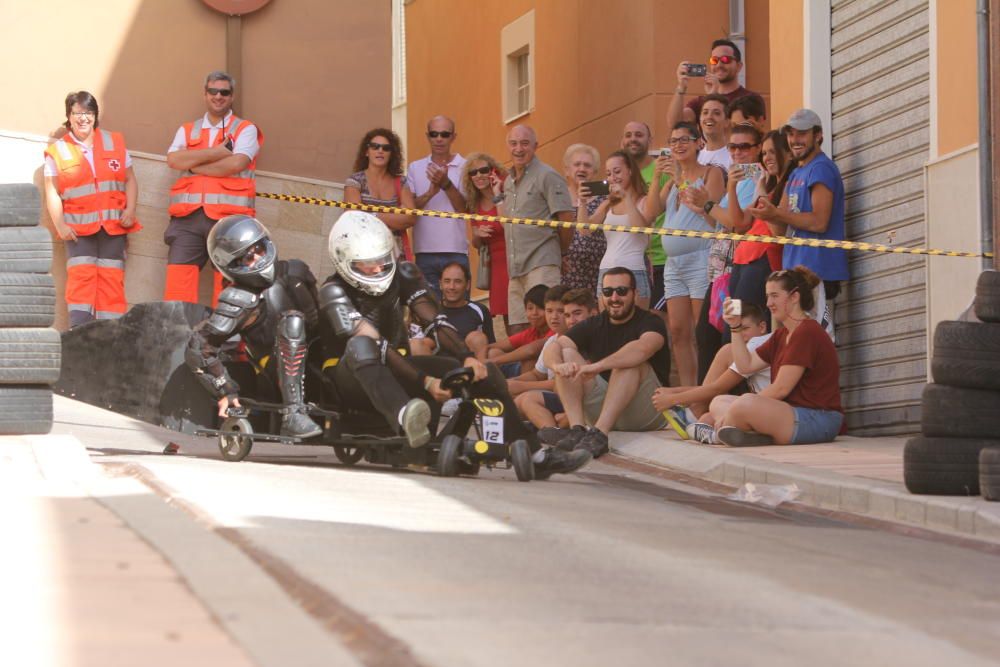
[318,282,362,337]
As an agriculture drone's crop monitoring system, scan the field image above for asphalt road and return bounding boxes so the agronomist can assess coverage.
[59,402,1000,667]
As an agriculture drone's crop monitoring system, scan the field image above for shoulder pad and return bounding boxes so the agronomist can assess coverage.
[284,259,316,283]
[319,280,351,303]
[218,286,259,309]
[397,261,422,280]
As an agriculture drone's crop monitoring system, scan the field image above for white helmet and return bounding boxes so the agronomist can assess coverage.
[328,210,397,295]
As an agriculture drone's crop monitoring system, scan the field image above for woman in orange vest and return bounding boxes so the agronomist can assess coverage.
[43,91,140,328]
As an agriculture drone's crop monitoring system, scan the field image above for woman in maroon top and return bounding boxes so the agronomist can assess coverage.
[461,152,510,326]
[688,265,843,446]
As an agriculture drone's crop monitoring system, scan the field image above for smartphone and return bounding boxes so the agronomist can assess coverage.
[738,163,763,181]
[729,299,742,317]
[659,148,673,159]
[582,180,610,196]
[686,63,708,77]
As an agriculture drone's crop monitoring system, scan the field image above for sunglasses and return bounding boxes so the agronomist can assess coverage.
[709,55,738,65]
[727,142,759,151]
[428,130,453,138]
[468,166,492,176]
[368,142,393,152]
[601,286,632,297]
[205,87,233,97]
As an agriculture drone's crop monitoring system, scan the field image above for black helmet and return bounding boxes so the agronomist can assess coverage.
[207,215,277,288]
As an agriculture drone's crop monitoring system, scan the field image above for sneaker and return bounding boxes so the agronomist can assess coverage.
[575,428,609,458]
[534,448,592,480]
[537,426,566,446]
[685,422,718,445]
[554,425,589,451]
[441,398,461,418]
[400,398,432,448]
[717,426,773,447]
[668,406,692,430]
[281,410,322,439]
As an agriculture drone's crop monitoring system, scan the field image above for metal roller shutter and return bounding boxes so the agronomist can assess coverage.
[831,0,930,435]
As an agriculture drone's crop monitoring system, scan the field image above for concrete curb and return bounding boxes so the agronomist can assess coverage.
[610,431,1000,544]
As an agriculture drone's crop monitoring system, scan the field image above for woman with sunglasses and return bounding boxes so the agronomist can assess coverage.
[460,152,510,327]
[43,90,140,328]
[577,150,660,310]
[687,265,843,447]
[345,128,417,260]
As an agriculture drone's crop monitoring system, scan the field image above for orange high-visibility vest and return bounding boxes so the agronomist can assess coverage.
[168,115,263,220]
[44,129,136,236]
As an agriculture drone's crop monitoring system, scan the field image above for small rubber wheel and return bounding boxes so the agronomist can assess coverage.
[334,446,365,465]
[980,447,1000,501]
[975,270,1000,323]
[218,417,254,462]
[437,434,463,477]
[510,439,534,482]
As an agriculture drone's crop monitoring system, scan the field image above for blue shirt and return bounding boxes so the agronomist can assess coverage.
[782,152,849,281]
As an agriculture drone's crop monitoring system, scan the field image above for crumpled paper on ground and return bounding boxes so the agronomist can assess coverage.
[728,482,801,508]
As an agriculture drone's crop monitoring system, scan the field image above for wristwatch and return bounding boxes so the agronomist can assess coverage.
[441,178,452,191]
[703,200,716,215]
[492,193,505,204]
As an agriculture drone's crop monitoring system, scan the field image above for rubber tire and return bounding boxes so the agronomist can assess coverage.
[437,434,462,477]
[920,383,1000,439]
[0,227,53,273]
[903,436,998,495]
[979,447,1000,501]
[931,321,1000,391]
[0,273,55,327]
[0,328,61,384]
[334,445,365,465]
[0,184,41,227]
[217,417,254,462]
[510,439,534,482]
[976,270,1000,323]
[0,385,52,434]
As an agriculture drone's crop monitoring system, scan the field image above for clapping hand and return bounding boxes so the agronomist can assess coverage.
[681,186,709,213]
[749,197,779,221]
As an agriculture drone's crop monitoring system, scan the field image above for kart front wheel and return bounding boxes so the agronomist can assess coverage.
[333,445,365,465]
[218,417,254,462]
[437,435,463,477]
[510,439,534,482]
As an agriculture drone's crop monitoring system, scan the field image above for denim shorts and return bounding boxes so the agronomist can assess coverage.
[790,407,844,444]
[663,249,710,300]
[597,268,652,301]
[541,390,564,415]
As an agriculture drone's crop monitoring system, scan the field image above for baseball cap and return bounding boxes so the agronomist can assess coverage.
[782,108,823,132]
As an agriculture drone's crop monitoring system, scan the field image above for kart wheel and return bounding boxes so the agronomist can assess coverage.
[334,445,365,465]
[511,439,534,482]
[437,434,462,477]
[218,417,254,462]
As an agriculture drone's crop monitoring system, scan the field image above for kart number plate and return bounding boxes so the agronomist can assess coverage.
[482,416,504,444]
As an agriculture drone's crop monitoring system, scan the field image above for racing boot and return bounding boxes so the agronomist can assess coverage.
[275,312,322,439]
[400,398,432,448]
[533,447,592,481]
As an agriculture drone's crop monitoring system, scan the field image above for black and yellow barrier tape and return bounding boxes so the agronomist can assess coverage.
[256,192,994,260]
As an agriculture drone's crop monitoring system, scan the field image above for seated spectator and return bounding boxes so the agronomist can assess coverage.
[543,268,672,457]
[697,94,732,168]
[505,285,568,396]
[483,283,552,376]
[728,94,768,133]
[652,303,770,420]
[687,266,843,446]
[668,38,761,127]
[561,143,607,294]
[438,262,495,356]
[517,288,598,431]
[344,128,417,260]
[577,150,662,310]
[461,152,510,329]
[657,122,725,386]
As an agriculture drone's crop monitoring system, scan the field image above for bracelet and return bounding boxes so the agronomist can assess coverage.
[423,376,435,391]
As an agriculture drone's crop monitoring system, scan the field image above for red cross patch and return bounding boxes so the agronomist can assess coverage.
[107,159,121,172]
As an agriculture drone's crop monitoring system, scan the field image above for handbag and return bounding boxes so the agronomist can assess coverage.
[708,241,736,332]
[476,244,491,290]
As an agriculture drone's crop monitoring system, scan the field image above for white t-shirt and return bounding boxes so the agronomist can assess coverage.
[698,145,731,169]
[731,333,772,393]
[43,133,133,177]
[405,153,468,255]
[167,111,260,160]
[600,203,649,271]
[534,335,559,379]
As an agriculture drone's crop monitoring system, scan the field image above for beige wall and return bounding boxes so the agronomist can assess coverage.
[935,0,979,156]
[405,0,770,171]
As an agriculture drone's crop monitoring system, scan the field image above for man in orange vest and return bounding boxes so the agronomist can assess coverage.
[164,71,263,304]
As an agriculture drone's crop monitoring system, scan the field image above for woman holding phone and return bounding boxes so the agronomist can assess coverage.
[687,265,843,447]
[576,150,661,310]
[561,144,606,294]
[460,152,510,325]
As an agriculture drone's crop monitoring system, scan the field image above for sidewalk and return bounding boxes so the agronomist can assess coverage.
[610,429,1000,544]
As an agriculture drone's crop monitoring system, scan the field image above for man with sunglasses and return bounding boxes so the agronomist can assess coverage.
[406,115,468,298]
[165,71,263,306]
[543,267,671,457]
[667,39,760,130]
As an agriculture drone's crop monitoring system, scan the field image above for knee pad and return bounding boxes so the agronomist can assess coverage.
[344,335,382,371]
[277,310,306,343]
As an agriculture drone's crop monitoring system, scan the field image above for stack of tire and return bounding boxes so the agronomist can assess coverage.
[0,183,59,435]
[905,270,1000,500]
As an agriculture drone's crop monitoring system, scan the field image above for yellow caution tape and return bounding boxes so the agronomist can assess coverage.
[256,192,994,259]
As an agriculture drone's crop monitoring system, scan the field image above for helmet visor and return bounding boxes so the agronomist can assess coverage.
[350,252,394,281]
[232,240,270,271]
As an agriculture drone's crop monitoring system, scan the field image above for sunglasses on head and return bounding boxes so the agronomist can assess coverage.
[205,87,233,97]
[468,166,492,176]
[368,142,393,152]
[428,130,453,138]
[727,142,759,151]
[601,286,632,297]
[709,55,738,65]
